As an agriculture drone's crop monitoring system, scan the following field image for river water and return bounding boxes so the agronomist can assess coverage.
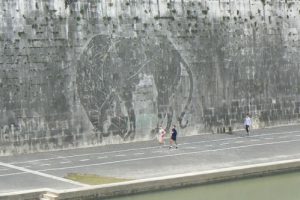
[107,171,300,200]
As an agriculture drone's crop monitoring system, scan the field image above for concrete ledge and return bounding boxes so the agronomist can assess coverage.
[2,159,300,200]
[0,188,53,200]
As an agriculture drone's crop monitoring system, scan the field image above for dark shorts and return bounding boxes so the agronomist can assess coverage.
[245,125,250,132]
[171,136,177,141]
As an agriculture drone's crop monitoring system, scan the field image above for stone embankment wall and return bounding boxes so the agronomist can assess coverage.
[0,0,300,155]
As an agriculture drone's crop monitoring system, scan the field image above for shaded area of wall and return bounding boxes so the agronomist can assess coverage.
[0,0,300,154]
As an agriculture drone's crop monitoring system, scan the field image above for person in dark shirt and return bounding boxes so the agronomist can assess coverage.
[169,125,178,149]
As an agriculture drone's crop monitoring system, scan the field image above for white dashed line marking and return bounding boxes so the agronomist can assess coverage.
[251,139,260,142]
[0,168,9,171]
[265,138,273,140]
[115,154,126,157]
[0,162,88,186]
[8,130,300,165]
[220,143,229,145]
[185,147,197,149]
[279,136,288,138]
[79,159,90,162]
[37,138,300,172]
[97,156,108,159]
[60,161,71,164]
[40,164,51,166]
[235,141,244,143]
[206,145,213,147]
[134,153,145,155]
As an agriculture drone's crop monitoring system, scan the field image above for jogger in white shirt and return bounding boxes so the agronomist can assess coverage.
[244,113,252,136]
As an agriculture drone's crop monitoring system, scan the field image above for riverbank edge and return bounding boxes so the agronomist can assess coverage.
[2,159,300,200]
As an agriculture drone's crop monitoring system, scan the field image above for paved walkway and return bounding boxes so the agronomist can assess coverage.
[1,124,300,194]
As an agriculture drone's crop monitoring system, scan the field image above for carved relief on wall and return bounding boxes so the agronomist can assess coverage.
[76,35,193,141]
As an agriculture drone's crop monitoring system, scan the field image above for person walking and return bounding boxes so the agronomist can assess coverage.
[244,113,252,136]
[158,126,166,147]
[169,125,178,149]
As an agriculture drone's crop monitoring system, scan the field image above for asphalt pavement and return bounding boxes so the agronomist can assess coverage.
[1,124,300,194]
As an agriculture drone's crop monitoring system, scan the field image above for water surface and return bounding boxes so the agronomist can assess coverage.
[107,171,300,200]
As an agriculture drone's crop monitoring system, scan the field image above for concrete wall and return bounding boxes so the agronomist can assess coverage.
[1,0,300,154]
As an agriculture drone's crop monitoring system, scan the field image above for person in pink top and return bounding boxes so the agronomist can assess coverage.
[158,126,166,147]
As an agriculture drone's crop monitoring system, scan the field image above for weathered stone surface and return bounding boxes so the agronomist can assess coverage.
[0,0,300,154]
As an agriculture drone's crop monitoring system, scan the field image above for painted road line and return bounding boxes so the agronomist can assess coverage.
[115,155,126,157]
[0,172,26,177]
[279,136,288,139]
[8,130,300,165]
[152,150,163,153]
[0,162,88,186]
[97,156,108,159]
[234,141,244,143]
[265,138,274,140]
[37,138,300,173]
[134,153,145,155]
[185,147,197,149]
[60,161,71,164]
[251,139,260,142]
[220,143,229,145]
[186,130,300,146]
[40,164,51,166]
[79,159,90,162]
